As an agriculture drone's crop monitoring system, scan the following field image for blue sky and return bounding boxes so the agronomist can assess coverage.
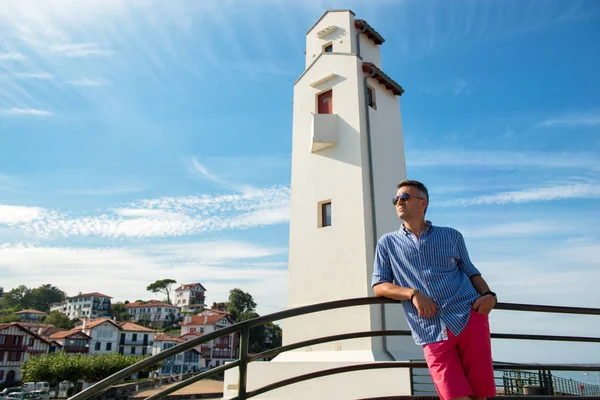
[1,0,599,365]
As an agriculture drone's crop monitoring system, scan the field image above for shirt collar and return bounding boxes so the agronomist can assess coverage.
[400,220,433,236]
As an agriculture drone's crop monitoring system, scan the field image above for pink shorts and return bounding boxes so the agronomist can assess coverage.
[422,310,496,400]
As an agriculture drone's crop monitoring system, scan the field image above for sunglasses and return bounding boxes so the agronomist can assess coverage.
[393,193,425,205]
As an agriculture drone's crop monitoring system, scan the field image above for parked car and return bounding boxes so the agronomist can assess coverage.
[5,393,38,399]
[0,388,23,400]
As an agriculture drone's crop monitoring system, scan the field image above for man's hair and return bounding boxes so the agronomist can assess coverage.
[397,180,429,214]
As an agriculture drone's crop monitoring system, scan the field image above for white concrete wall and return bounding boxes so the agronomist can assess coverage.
[305,11,354,69]
[358,34,382,67]
[87,323,119,354]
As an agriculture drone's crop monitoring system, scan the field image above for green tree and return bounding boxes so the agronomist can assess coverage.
[28,284,66,311]
[111,302,131,322]
[227,289,256,322]
[42,311,74,329]
[146,279,177,305]
[1,285,31,309]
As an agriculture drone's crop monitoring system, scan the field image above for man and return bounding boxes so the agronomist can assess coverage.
[372,180,497,400]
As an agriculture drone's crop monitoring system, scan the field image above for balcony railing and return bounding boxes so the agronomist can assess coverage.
[311,113,338,152]
[68,297,600,400]
[64,346,89,353]
[0,343,24,350]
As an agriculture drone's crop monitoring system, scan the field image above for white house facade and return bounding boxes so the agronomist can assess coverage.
[125,300,180,327]
[181,311,238,368]
[117,322,155,356]
[174,283,206,313]
[151,335,204,376]
[65,292,112,319]
[78,319,121,355]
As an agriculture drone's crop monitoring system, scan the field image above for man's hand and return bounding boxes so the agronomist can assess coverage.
[412,291,439,318]
[472,294,496,315]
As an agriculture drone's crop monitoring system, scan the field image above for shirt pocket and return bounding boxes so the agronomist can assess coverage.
[432,253,461,271]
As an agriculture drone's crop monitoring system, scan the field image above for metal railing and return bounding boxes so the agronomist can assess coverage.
[67,297,600,400]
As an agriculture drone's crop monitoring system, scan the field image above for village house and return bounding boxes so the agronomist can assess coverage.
[151,334,204,376]
[0,323,50,385]
[49,301,67,314]
[117,322,155,356]
[180,309,238,368]
[65,292,112,319]
[14,309,47,322]
[74,318,121,355]
[46,330,92,354]
[125,300,180,328]
[174,283,206,313]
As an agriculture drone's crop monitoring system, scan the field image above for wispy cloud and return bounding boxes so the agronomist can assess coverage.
[1,108,53,116]
[408,150,600,170]
[50,43,114,57]
[537,110,600,128]
[440,183,600,206]
[6,185,290,238]
[66,78,110,86]
[0,52,26,61]
[188,156,256,193]
[453,79,469,95]
[14,72,54,79]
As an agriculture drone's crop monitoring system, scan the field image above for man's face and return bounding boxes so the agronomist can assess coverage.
[395,186,427,221]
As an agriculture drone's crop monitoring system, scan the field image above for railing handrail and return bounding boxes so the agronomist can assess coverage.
[67,297,600,400]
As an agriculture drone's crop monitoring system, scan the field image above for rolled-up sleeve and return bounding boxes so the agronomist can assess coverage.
[372,237,394,287]
[455,231,481,277]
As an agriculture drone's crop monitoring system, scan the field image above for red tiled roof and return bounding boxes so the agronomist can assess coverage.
[15,309,47,315]
[175,283,206,291]
[153,334,186,343]
[118,322,156,332]
[78,318,122,330]
[125,300,178,309]
[69,292,112,299]
[49,330,91,340]
[181,314,231,326]
[181,332,203,337]
[354,19,385,45]
[39,326,63,337]
[362,62,405,96]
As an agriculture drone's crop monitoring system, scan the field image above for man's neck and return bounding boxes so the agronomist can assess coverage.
[403,219,428,237]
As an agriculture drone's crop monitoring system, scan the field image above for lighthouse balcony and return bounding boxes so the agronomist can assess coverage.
[311,113,338,153]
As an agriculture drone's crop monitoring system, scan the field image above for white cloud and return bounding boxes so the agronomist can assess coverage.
[188,156,256,193]
[440,183,600,206]
[0,205,46,225]
[6,185,290,238]
[50,43,114,57]
[60,183,147,196]
[0,241,287,315]
[1,108,53,116]
[408,150,600,170]
[67,78,110,86]
[0,52,25,61]
[14,72,54,79]
[537,111,600,128]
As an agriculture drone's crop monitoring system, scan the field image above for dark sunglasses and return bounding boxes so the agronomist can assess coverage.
[393,193,425,205]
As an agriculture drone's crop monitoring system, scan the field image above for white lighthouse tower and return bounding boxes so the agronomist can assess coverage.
[224,10,422,399]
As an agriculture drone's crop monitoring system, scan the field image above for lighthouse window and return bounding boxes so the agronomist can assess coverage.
[319,201,332,228]
[367,86,376,109]
[323,43,333,53]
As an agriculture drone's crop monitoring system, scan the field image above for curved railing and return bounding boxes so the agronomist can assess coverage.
[68,297,600,400]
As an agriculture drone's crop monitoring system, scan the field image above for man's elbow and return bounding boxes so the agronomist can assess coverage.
[372,283,386,297]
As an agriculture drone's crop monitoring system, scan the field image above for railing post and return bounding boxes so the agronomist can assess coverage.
[238,327,250,400]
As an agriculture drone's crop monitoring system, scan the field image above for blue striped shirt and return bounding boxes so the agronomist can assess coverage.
[372,222,482,345]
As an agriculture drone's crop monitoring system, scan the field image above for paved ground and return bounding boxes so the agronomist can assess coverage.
[134,379,223,397]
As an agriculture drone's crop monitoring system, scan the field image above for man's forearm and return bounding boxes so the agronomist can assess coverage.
[373,282,415,301]
[470,274,491,295]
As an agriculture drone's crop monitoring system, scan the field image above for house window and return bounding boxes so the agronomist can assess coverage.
[0,370,3,380]
[95,342,101,351]
[29,338,34,346]
[323,43,333,53]
[130,347,136,354]
[142,347,147,355]
[132,334,137,342]
[106,342,112,351]
[8,352,20,362]
[119,347,124,355]
[319,201,332,228]
[199,327,204,333]
[190,328,196,333]
[367,86,376,109]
